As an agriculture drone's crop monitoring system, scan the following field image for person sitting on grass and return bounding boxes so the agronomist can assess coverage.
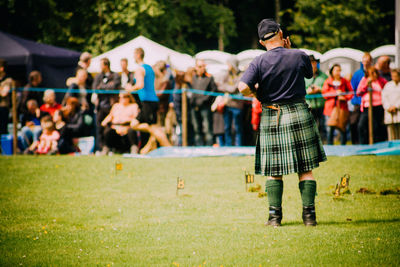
[26,118,59,155]
[101,91,140,154]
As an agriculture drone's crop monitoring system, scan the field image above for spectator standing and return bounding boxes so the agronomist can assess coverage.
[64,69,91,111]
[125,47,171,154]
[375,56,392,82]
[211,73,226,147]
[77,52,93,89]
[190,59,217,146]
[357,66,387,144]
[173,68,195,146]
[0,59,13,136]
[350,52,372,144]
[40,89,61,117]
[305,55,328,142]
[92,58,121,150]
[219,57,244,146]
[153,60,172,126]
[101,92,140,154]
[322,64,353,145]
[120,58,141,108]
[382,68,400,140]
[19,70,43,113]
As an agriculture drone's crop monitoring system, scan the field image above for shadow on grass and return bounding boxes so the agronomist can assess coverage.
[283,218,400,227]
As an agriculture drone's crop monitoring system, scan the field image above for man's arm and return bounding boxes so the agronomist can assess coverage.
[238,81,256,97]
[126,67,145,92]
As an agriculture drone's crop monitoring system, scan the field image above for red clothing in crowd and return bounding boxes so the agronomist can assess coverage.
[251,98,262,131]
[356,76,387,112]
[40,103,62,117]
[322,77,353,116]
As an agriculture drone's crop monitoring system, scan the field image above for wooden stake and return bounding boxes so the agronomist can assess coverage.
[181,87,188,147]
[12,86,18,155]
[368,88,374,145]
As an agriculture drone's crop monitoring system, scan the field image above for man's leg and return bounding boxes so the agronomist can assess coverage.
[298,171,317,226]
[131,119,171,154]
[201,107,213,146]
[232,107,243,146]
[223,108,233,146]
[20,126,33,150]
[358,110,369,144]
[190,107,203,146]
[265,176,283,226]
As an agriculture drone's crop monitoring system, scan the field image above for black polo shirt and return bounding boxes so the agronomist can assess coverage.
[241,47,313,103]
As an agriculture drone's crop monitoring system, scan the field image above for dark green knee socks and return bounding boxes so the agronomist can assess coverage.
[265,179,283,207]
[299,180,317,207]
[265,180,316,207]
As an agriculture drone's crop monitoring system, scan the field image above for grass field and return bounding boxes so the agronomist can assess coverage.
[0,155,399,266]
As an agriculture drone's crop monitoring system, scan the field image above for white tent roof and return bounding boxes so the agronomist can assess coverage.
[370,45,396,58]
[88,35,195,73]
[194,50,235,77]
[195,50,234,65]
[236,49,265,71]
[320,47,364,63]
[299,48,323,60]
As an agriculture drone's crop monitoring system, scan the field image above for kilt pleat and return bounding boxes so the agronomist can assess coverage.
[255,102,327,176]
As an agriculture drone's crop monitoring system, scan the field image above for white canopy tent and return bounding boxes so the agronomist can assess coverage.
[88,35,195,73]
[236,49,265,71]
[299,48,323,60]
[319,48,364,78]
[194,50,234,77]
[370,45,396,68]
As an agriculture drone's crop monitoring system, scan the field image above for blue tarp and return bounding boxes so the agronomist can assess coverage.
[123,141,400,158]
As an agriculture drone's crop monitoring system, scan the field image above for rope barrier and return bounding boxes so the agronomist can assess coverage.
[16,87,354,101]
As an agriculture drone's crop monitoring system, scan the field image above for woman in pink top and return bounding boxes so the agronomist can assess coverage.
[101,91,140,154]
[356,66,387,144]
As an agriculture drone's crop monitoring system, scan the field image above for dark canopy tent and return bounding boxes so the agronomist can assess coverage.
[0,31,81,88]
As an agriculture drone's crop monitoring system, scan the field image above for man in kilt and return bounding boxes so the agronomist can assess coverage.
[238,19,327,226]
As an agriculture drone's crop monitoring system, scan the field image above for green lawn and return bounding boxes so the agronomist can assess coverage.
[0,155,399,266]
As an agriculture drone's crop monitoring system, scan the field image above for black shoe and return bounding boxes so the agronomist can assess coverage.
[265,206,282,226]
[302,206,317,226]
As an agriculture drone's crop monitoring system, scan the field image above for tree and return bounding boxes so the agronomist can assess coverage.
[89,0,236,55]
[283,0,394,52]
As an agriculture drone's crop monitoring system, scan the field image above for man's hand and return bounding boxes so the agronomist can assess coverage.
[238,81,254,97]
[388,106,397,113]
[283,36,291,49]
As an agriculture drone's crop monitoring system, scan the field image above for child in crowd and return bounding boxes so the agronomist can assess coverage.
[27,119,60,154]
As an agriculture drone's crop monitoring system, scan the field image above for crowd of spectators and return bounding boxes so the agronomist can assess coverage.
[0,50,399,155]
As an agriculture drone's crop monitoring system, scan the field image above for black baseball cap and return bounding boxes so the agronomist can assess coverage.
[258,18,280,41]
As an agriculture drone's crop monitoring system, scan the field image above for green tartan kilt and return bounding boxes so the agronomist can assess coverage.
[255,101,327,176]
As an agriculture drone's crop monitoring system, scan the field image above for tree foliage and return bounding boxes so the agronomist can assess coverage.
[284,0,394,52]
[0,0,395,55]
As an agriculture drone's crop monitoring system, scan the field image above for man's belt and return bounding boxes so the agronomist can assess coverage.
[262,98,305,127]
